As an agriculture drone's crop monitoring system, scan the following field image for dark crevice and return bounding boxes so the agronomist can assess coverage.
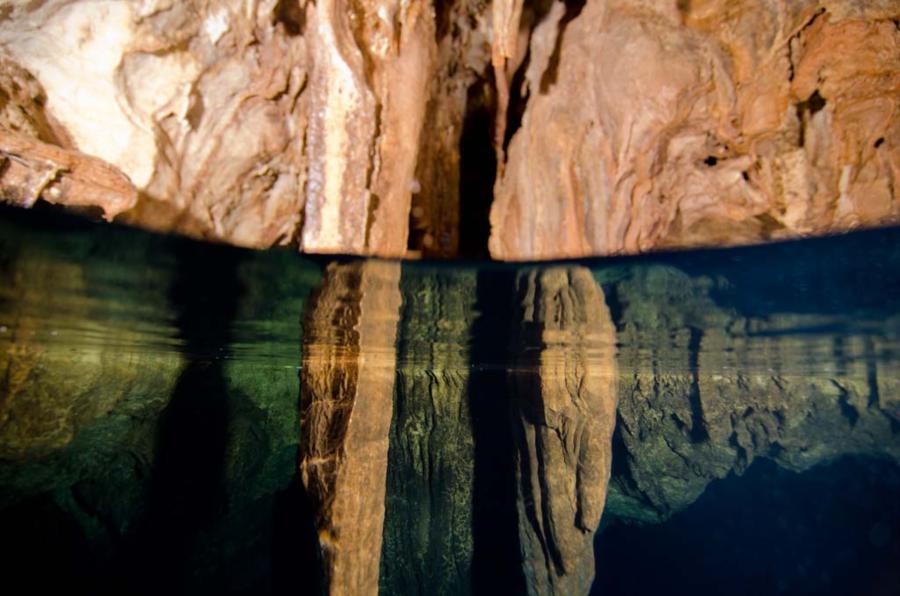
[833,381,859,427]
[503,49,530,155]
[274,0,305,36]
[118,240,243,595]
[602,282,624,332]
[796,89,826,148]
[468,270,526,594]
[364,103,383,250]
[540,0,587,93]
[703,156,718,167]
[433,0,454,40]
[458,77,497,259]
[863,338,881,409]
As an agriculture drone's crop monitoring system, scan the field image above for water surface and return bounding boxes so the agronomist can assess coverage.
[1,205,899,595]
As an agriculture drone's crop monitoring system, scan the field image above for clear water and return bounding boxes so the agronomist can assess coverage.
[1,205,899,595]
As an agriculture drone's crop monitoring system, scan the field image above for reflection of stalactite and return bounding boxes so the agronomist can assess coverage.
[508,267,618,595]
[298,260,401,595]
[379,268,478,594]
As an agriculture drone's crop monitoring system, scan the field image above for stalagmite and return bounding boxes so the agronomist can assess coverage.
[298,260,402,595]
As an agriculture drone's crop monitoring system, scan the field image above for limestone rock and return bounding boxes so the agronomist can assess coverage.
[490,0,900,259]
[0,0,437,255]
[508,267,618,594]
[4,0,893,259]
[602,264,900,522]
[380,268,478,594]
[299,260,402,595]
[0,129,137,220]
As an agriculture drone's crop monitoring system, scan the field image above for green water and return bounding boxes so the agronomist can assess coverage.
[1,205,899,595]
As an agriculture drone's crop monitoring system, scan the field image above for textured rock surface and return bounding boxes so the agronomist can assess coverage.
[508,267,617,594]
[0,129,137,220]
[2,0,896,258]
[0,0,440,255]
[600,264,900,522]
[0,225,181,461]
[299,260,401,594]
[379,268,478,594]
[0,211,323,593]
[0,0,310,248]
[490,0,900,259]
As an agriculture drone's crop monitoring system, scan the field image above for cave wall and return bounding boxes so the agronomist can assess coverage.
[0,0,897,258]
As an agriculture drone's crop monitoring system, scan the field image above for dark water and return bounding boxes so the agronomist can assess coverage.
[1,205,899,595]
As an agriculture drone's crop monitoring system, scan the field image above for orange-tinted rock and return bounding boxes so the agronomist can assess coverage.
[0,0,896,259]
[298,260,401,595]
[0,129,137,220]
[490,0,900,260]
[0,0,438,255]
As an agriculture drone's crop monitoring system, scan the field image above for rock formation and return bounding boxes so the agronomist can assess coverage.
[2,208,900,592]
[0,210,324,593]
[379,268,479,594]
[298,260,402,594]
[601,264,900,522]
[491,0,900,259]
[0,218,182,461]
[508,267,618,594]
[0,0,894,259]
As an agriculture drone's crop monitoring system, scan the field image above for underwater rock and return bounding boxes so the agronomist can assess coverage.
[299,260,402,594]
[379,268,479,594]
[0,233,181,463]
[490,0,900,259]
[508,266,618,595]
[603,265,900,522]
[0,215,324,592]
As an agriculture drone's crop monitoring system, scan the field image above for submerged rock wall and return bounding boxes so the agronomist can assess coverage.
[0,0,896,258]
[508,267,618,595]
[379,269,478,594]
[602,264,900,522]
[298,260,402,594]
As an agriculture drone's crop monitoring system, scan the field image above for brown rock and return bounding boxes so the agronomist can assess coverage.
[0,0,896,259]
[508,266,618,594]
[0,129,137,220]
[490,0,900,259]
[298,260,401,595]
